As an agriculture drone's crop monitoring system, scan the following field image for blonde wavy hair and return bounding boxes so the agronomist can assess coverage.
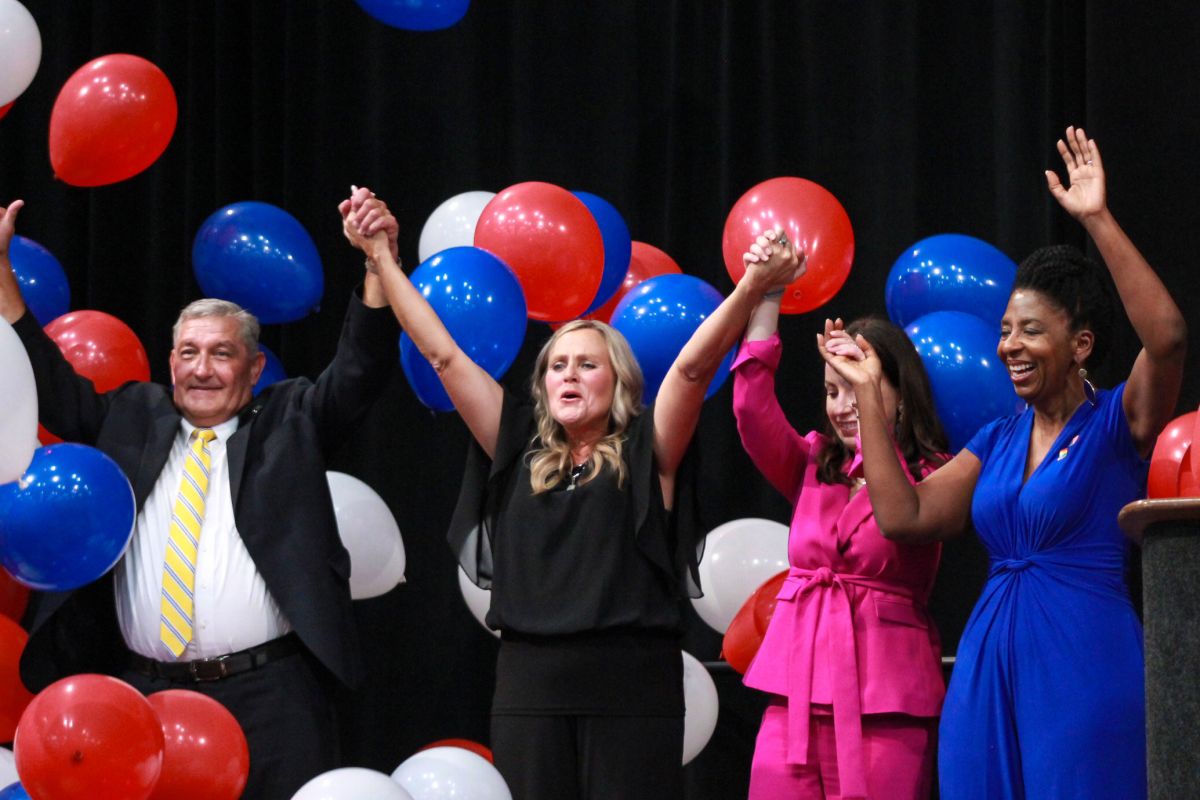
[527,319,645,494]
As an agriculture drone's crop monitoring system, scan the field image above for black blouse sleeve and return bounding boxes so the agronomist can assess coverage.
[446,389,532,588]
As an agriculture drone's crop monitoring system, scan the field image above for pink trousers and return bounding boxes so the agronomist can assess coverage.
[748,700,935,800]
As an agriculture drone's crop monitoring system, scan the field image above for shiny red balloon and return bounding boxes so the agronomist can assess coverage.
[49,54,177,187]
[1192,409,1200,485]
[1148,411,1196,499]
[474,182,604,322]
[14,674,164,800]
[44,310,151,392]
[722,177,854,314]
[587,241,683,324]
[721,569,789,675]
[146,690,249,800]
[0,616,34,742]
[1178,443,1200,498]
[419,738,494,764]
[0,102,12,121]
[0,569,29,622]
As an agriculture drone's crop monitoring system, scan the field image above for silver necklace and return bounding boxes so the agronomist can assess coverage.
[567,461,589,491]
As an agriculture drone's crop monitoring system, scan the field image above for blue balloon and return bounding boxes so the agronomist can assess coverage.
[572,191,632,316]
[354,0,470,30]
[905,311,1020,451]
[0,783,31,800]
[886,234,1017,328]
[192,201,324,324]
[254,343,287,396]
[0,443,135,591]
[9,235,70,325]
[610,274,734,405]
[400,246,527,411]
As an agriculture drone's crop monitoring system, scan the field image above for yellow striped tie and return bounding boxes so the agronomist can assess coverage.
[159,428,217,657]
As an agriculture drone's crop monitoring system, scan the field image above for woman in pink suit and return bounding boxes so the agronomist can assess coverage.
[733,232,949,800]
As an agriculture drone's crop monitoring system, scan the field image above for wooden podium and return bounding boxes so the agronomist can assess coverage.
[1119,498,1200,798]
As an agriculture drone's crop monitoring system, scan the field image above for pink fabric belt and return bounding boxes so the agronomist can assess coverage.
[779,566,916,800]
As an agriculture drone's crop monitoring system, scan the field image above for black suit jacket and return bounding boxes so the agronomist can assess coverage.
[15,291,399,691]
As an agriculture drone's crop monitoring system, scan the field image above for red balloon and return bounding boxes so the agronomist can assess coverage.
[49,54,178,187]
[474,182,604,321]
[587,241,683,324]
[722,177,855,314]
[0,616,34,742]
[0,569,29,623]
[44,310,151,393]
[14,674,164,799]
[750,569,790,634]
[721,569,789,675]
[1192,408,1200,484]
[0,102,13,121]
[146,690,249,800]
[1177,443,1200,498]
[1148,411,1196,499]
[419,738,494,764]
[720,595,761,676]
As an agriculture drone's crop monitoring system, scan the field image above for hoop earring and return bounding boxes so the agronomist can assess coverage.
[1079,367,1097,407]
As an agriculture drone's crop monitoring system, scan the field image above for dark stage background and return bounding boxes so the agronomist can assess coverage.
[3,1,1198,795]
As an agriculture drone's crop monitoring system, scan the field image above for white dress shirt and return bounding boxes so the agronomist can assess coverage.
[115,416,292,661]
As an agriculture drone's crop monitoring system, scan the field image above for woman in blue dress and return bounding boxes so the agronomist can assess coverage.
[818,126,1187,798]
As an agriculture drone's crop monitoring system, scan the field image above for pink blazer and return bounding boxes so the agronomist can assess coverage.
[732,335,945,797]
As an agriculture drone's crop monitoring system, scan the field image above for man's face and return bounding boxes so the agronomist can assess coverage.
[169,316,264,427]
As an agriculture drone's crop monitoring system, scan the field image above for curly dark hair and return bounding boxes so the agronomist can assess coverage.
[1012,245,1116,369]
[816,316,949,486]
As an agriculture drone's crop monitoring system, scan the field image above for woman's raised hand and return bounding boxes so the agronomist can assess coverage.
[338,185,400,265]
[818,317,880,388]
[1045,126,1107,221]
[742,227,807,294]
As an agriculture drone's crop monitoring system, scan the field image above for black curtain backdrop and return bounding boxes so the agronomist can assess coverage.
[3,1,1198,795]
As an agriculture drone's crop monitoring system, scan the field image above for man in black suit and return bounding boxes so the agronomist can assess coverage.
[0,197,400,798]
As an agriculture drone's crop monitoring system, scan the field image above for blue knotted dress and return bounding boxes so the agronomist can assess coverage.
[938,383,1148,799]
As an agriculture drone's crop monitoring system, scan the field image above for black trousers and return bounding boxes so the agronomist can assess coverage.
[491,713,684,800]
[122,649,339,800]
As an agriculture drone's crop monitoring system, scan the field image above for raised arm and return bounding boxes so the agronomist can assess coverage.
[340,187,503,458]
[654,230,804,479]
[820,324,978,542]
[730,296,812,501]
[0,200,28,324]
[1045,126,1187,456]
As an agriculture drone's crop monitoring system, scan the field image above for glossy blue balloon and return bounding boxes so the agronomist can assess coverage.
[400,246,527,411]
[0,783,31,800]
[572,191,632,316]
[354,0,470,31]
[9,235,70,326]
[886,234,1017,328]
[0,444,135,591]
[610,274,735,405]
[192,201,324,324]
[254,343,287,396]
[905,311,1020,451]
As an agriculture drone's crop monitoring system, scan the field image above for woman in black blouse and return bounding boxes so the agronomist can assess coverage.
[342,187,802,798]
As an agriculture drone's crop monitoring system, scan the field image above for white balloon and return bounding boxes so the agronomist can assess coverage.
[0,0,40,106]
[457,565,499,639]
[682,651,719,765]
[691,518,789,633]
[392,746,511,800]
[0,317,38,484]
[418,191,496,263]
[0,747,16,789]
[291,767,414,800]
[327,472,406,599]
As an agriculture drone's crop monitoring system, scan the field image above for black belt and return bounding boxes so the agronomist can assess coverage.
[129,632,302,683]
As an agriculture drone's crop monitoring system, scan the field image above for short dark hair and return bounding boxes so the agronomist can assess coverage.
[816,316,949,485]
[1013,245,1116,369]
